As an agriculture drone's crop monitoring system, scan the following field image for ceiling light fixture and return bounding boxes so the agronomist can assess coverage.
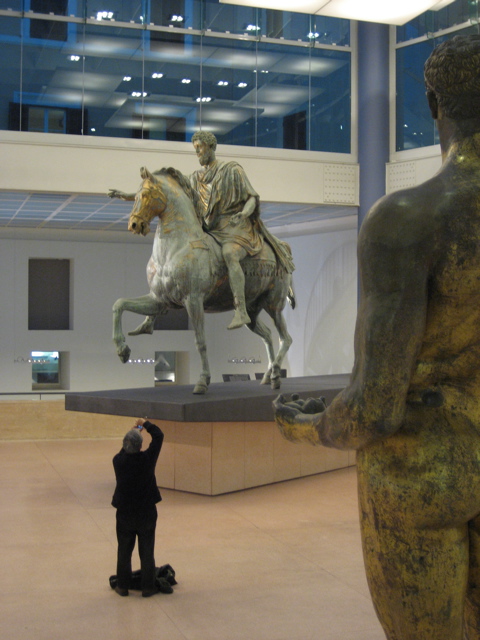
[151,72,164,78]
[123,76,132,81]
[69,55,80,61]
[131,91,148,97]
[217,80,229,86]
[96,10,114,21]
[219,0,456,26]
[195,96,212,102]
[181,78,191,84]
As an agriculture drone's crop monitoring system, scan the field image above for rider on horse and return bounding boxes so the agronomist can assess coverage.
[190,131,294,330]
[108,132,294,331]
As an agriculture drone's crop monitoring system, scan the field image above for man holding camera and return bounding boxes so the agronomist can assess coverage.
[111,418,164,597]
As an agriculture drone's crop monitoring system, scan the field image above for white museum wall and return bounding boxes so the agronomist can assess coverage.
[0,131,358,208]
[282,228,358,378]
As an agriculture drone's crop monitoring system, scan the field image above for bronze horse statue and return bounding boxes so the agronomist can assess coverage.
[112,167,294,394]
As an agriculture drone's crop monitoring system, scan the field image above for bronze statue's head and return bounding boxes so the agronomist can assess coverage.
[191,130,217,151]
[424,34,480,120]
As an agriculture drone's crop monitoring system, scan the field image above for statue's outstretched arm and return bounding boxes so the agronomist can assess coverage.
[274,193,433,450]
[108,189,135,201]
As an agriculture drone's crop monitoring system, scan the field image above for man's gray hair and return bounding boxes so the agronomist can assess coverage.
[123,429,143,454]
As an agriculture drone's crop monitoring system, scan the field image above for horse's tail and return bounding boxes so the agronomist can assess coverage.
[287,284,296,310]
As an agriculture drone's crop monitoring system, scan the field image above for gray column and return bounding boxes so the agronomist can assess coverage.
[357,21,390,230]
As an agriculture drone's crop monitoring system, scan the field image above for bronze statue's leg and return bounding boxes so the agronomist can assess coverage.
[465,514,480,638]
[266,308,292,389]
[358,468,469,640]
[222,243,250,329]
[246,311,275,384]
[128,315,156,336]
[183,294,210,394]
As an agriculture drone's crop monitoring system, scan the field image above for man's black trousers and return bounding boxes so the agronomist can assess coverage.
[115,506,157,591]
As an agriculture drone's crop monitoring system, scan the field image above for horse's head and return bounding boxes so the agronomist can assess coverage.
[128,167,167,236]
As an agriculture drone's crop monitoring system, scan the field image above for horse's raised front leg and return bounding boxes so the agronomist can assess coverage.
[112,294,162,363]
[184,295,210,394]
[246,313,275,385]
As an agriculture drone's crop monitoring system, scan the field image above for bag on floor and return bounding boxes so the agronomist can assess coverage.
[109,564,177,593]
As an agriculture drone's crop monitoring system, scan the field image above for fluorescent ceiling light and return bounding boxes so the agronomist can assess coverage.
[219,0,456,25]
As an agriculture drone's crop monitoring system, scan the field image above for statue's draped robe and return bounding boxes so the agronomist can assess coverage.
[190,160,294,273]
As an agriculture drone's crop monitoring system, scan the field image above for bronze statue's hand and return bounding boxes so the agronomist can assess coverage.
[273,394,302,442]
[108,188,122,199]
[273,394,326,444]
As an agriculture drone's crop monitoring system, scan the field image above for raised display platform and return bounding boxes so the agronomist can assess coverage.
[65,374,350,422]
[65,375,353,495]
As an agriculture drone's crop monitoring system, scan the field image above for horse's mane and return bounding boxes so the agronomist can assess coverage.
[154,167,204,223]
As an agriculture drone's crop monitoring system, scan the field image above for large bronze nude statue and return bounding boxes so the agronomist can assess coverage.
[274,35,480,639]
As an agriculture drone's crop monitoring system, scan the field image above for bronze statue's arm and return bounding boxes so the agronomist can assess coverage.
[108,189,135,201]
[275,194,433,450]
[230,196,257,226]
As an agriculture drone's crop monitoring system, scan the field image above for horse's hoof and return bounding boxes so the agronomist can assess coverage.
[193,384,207,395]
[118,345,131,363]
[271,377,281,390]
[260,373,271,385]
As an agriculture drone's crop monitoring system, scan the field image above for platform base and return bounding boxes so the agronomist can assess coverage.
[65,375,352,495]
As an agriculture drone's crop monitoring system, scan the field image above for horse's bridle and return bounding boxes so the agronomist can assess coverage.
[128,180,167,236]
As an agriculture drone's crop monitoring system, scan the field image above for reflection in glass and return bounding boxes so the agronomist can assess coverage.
[395,25,477,151]
[31,351,60,388]
[396,0,476,43]
[154,352,176,384]
[0,3,352,152]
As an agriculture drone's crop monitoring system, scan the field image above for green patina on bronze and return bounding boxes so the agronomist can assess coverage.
[111,166,295,395]
[274,34,480,640]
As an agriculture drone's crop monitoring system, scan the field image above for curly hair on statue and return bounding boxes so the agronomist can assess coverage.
[424,34,480,120]
[191,130,217,150]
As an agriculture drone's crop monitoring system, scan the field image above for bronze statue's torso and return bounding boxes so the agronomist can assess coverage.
[359,143,480,528]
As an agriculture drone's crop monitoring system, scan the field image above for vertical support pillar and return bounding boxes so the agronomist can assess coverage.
[357,21,390,230]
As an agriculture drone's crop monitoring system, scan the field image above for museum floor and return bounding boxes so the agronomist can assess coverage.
[0,438,385,640]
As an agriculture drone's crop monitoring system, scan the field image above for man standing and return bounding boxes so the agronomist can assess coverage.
[112,418,163,597]
[274,35,480,640]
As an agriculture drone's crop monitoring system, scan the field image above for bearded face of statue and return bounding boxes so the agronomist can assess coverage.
[193,140,215,167]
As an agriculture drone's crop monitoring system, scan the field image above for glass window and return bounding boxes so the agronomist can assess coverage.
[0,3,352,153]
[395,24,478,151]
[154,351,176,384]
[396,0,476,43]
[82,22,146,139]
[31,350,62,389]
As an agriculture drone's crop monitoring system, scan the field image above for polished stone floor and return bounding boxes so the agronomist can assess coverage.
[0,438,385,640]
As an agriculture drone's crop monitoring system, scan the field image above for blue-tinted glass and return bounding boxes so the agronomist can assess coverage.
[396,25,478,151]
[0,17,21,131]
[309,45,350,152]
[142,31,201,142]
[0,4,352,153]
[0,0,23,9]
[397,0,472,43]
[83,22,146,138]
[201,0,259,34]
[195,35,256,145]
[15,16,85,133]
[396,40,436,150]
